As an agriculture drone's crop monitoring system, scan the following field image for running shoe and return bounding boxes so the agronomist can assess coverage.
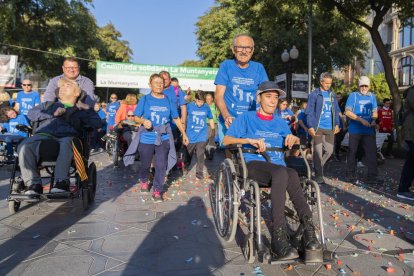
[140,181,150,193]
[24,184,43,195]
[152,191,163,203]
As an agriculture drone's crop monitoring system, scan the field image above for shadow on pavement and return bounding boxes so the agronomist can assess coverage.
[121,196,225,275]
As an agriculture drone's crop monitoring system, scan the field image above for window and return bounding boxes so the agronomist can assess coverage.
[399,18,414,48]
[397,57,414,86]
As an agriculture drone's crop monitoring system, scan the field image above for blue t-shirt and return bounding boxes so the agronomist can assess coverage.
[97,109,106,120]
[319,91,333,130]
[3,114,30,137]
[214,59,268,119]
[186,102,213,143]
[345,92,378,134]
[16,91,41,115]
[134,94,179,144]
[163,85,186,129]
[106,101,120,128]
[297,110,308,136]
[276,108,294,125]
[226,111,291,166]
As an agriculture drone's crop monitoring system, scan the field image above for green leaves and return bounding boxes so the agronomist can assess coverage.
[0,0,132,80]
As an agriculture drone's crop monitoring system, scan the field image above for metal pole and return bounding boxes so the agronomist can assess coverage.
[106,87,109,103]
[287,69,292,102]
[308,0,313,93]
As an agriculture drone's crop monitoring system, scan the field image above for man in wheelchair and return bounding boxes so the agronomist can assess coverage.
[223,81,322,261]
[17,78,102,195]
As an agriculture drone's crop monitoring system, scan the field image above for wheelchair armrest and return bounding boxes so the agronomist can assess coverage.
[15,124,32,134]
[223,144,243,150]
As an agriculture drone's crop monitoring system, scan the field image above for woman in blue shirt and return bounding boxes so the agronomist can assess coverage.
[134,74,189,202]
[223,81,321,261]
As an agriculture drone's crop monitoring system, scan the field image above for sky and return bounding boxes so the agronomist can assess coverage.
[91,0,215,66]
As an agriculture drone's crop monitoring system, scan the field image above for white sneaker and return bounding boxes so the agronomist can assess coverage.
[357,161,365,168]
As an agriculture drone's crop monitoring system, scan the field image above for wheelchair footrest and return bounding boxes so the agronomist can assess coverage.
[46,192,76,199]
[9,194,41,201]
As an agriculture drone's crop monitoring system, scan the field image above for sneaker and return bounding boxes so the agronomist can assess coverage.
[90,148,96,154]
[397,192,414,201]
[357,161,365,168]
[152,191,163,203]
[98,148,104,153]
[51,180,70,193]
[24,184,43,195]
[140,181,150,193]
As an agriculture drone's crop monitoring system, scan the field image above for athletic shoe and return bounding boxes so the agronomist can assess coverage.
[357,161,365,168]
[51,180,70,193]
[98,148,104,153]
[140,181,150,193]
[24,184,43,195]
[90,148,96,154]
[314,175,325,184]
[397,192,414,201]
[152,191,163,203]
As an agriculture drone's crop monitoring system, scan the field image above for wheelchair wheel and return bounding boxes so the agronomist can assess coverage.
[105,139,113,156]
[112,140,119,167]
[211,158,238,242]
[8,200,20,214]
[242,233,255,263]
[88,163,97,202]
[82,188,89,210]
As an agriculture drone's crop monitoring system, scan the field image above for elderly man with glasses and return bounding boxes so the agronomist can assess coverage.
[345,76,383,185]
[214,34,269,145]
[14,79,41,116]
[44,57,96,107]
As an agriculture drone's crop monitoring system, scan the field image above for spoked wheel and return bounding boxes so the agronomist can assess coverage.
[242,233,256,263]
[8,200,20,214]
[211,158,238,242]
[112,140,119,167]
[88,163,97,202]
[106,139,113,156]
[82,188,89,210]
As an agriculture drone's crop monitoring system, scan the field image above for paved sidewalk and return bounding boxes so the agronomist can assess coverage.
[0,151,412,275]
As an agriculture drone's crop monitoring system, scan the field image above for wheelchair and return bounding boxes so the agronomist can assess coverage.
[7,128,97,214]
[210,144,329,264]
[104,124,134,168]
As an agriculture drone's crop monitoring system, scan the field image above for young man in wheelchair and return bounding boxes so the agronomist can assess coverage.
[17,78,102,195]
[223,81,321,261]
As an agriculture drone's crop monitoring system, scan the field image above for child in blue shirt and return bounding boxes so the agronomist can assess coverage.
[184,91,214,179]
[106,93,120,131]
[0,107,30,160]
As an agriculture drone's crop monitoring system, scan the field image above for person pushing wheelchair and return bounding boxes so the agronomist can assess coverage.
[223,81,322,261]
[17,78,102,195]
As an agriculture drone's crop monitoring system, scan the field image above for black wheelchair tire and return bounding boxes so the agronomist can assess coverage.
[211,158,238,242]
[88,163,97,202]
[8,200,20,214]
[82,188,89,210]
[112,140,119,167]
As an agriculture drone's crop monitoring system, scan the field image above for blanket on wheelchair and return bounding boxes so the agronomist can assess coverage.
[123,124,177,173]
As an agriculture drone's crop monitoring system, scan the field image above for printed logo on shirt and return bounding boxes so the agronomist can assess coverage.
[150,106,168,125]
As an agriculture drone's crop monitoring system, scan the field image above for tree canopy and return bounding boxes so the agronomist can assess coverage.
[0,0,132,81]
[194,0,368,80]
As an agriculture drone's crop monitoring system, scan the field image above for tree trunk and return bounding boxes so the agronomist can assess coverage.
[369,28,403,146]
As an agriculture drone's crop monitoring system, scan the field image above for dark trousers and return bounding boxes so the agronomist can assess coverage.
[172,127,182,152]
[399,141,414,192]
[185,142,207,178]
[207,124,218,147]
[334,129,347,156]
[385,132,394,156]
[91,129,104,149]
[246,161,311,229]
[137,140,170,192]
[346,133,377,177]
[313,128,334,177]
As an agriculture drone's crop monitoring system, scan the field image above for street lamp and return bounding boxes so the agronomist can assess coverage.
[281,46,299,102]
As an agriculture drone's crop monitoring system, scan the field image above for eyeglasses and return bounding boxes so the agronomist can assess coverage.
[233,46,254,53]
[360,85,369,88]
[22,84,32,86]
[127,115,134,117]
[64,67,79,70]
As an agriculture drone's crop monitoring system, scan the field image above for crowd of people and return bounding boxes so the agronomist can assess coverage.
[0,34,413,261]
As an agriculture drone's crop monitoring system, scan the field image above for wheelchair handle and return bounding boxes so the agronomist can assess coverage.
[15,124,32,134]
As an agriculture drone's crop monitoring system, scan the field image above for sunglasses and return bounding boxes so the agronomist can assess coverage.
[127,115,134,117]
[360,85,369,88]
[22,84,32,86]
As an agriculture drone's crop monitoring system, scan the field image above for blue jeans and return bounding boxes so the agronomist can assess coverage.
[0,134,24,156]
